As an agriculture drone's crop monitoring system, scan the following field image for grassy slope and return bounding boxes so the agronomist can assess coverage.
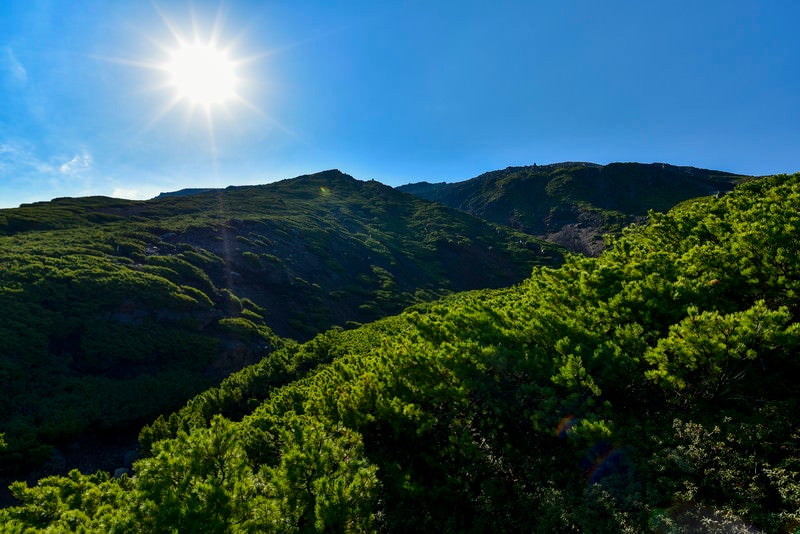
[0,170,562,475]
[399,162,748,255]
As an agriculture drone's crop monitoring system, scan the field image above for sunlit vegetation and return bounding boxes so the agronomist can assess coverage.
[3,173,798,531]
[0,170,560,476]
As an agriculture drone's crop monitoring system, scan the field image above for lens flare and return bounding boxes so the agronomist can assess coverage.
[555,415,576,438]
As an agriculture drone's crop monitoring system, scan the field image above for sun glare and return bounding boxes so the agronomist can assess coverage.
[105,4,281,151]
[164,41,238,105]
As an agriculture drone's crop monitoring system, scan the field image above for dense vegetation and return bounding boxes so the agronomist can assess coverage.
[0,170,561,476]
[399,162,747,255]
[3,173,798,532]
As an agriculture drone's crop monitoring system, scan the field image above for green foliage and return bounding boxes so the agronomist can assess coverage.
[261,415,378,532]
[648,407,800,532]
[4,173,800,532]
[134,416,256,532]
[644,301,798,402]
[146,254,217,293]
[3,470,134,532]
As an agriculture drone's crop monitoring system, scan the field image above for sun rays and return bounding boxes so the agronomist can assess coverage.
[150,5,250,155]
[86,1,305,167]
[97,3,268,158]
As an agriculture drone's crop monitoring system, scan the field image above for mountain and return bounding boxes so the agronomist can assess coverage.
[4,173,799,532]
[398,162,749,255]
[0,170,562,476]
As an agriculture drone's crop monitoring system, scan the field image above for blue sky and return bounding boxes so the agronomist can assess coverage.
[1,0,798,208]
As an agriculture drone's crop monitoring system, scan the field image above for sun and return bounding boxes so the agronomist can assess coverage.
[103,3,278,149]
[164,40,238,106]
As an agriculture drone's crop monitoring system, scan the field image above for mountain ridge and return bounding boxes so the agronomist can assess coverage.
[399,161,749,255]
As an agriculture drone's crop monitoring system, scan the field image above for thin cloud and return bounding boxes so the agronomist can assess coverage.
[59,150,93,175]
[0,141,55,174]
[2,47,28,84]
[110,183,163,200]
[0,142,95,195]
[111,187,142,199]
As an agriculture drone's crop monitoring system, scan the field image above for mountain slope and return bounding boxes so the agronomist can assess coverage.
[4,172,799,532]
[399,162,748,255]
[0,170,562,475]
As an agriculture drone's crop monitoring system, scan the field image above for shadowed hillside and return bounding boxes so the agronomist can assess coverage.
[399,162,748,255]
